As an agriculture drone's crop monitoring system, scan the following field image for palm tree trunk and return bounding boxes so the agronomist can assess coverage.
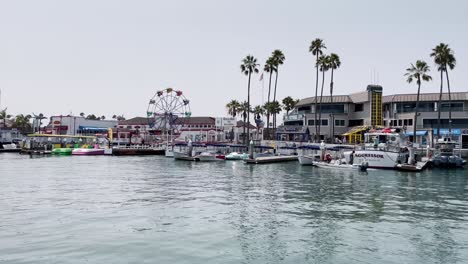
[266,71,273,139]
[273,70,279,132]
[318,70,325,140]
[413,79,421,144]
[314,54,319,142]
[436,70,443,140]
[247,72,251,147]
[330,68,334,144]
[243,115,246,144]
[445,70,452,133]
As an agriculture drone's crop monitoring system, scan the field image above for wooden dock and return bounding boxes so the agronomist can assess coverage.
[244,155,298,164]
[395,161,429,172]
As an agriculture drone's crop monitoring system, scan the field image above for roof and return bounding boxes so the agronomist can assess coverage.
[175,117,215,125]
[296,95,351,106]
[236,120,256,129]
[383,92,468,103]
[118,117,148,125]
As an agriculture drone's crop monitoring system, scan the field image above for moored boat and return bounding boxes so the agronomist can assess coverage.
[51,148,73,155]
[343,129,408,169]
[72,147,105,155]
[225,152,248,160]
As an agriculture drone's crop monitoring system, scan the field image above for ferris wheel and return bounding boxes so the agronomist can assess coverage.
[146,88,191,132]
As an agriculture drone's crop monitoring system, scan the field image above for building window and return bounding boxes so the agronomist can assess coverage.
[404,119,408,126]
[335,119,345,127]
[321,119,328,126]
[307,120,315,126]
[408,119,413,126]
[354,104,364,112]
[319,104,345,114]
[398,120,403,126]
[298,106,311,113]
[349,119,364,126]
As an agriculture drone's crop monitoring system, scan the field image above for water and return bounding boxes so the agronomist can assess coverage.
[1,153,467,264]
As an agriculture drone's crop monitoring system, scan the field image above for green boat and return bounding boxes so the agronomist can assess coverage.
[51,148,73,155]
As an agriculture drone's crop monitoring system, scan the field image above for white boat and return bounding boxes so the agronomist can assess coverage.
[343,129,408,169]
[225,152,248,160]
[298,154,318,166]
[315,159,368,171]
[72,148,105,155]
[195,152,220,162]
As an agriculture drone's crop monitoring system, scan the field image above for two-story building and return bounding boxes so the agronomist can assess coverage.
[281,85,468,148]
[282,85,383,142]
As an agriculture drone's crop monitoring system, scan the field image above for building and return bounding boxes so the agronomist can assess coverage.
[282,85,468,147]
[44,115,118,135]
[383,92,468,147]
[282,85,384,142]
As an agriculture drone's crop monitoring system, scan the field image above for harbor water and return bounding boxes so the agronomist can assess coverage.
[1,153,468,263]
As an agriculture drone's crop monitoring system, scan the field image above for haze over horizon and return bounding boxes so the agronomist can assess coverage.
[1,0,467,120]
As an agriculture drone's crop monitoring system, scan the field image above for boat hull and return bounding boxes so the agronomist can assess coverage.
[298,155,315,166]
[344,150,401,169]
[72,148,105,155]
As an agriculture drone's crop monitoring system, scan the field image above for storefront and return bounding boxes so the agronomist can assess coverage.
[276,126,310,142]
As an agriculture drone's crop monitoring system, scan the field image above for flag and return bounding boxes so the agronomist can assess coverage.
[259,73,263,81]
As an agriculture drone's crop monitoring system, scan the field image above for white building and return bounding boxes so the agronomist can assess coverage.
[44,115,118,135]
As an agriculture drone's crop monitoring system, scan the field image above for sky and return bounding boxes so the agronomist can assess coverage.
[0,0,467,120]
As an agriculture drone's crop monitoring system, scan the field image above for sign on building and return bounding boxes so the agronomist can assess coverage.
[215,117,236,128]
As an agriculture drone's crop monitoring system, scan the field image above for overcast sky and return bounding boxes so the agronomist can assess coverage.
[0,0,467,119]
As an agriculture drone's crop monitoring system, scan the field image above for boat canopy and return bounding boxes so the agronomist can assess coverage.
[405,131,428,136]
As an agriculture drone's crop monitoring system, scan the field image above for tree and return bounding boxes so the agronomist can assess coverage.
[13,114,32,133]
[328,53,341,143]
[239,101,250,144]
[86,114,98,120]
[309,38,326,142]
[271,49,285,131]
[240,55,259,146]
[226,99,241,118]
[282,96,298,115]
[263,57,276,139]
[316,54,330,140]
[80,112,85,117]
[269,101,282,140]
[0,109,12,128]
[101,115,106,120]
[405,60,432,145]
[430,43,456,138]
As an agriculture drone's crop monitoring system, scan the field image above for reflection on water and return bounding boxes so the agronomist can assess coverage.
[0,153,467,263]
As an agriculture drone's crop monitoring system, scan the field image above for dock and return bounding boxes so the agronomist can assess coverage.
[395,161,429,172]
[244,155,298,164]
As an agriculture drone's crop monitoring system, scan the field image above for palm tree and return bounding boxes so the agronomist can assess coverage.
[309,38,326,142]
[263,57,276,139]
[317,54,330,140]
[405,60,432,144]
[253,105,264,120]
[240,55,259,146]
[328,53,341,143]
[282,96,298,115]
[271,49,285,131]
[13,114,32,133]
[269,101,282,140]
[226,99,241,118]
[430,43,456,138]
[239,101,250,144]
[0,109,13,128]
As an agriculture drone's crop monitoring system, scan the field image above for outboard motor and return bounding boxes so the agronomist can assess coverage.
[360,160,369,172]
